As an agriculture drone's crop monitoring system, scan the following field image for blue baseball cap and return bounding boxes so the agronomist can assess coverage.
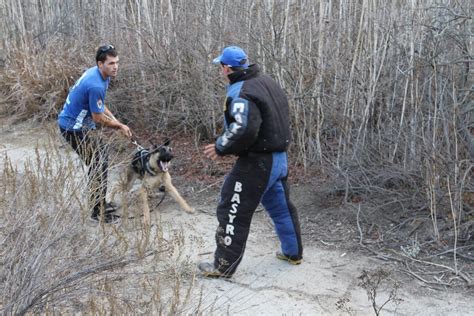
[212,46,248,67]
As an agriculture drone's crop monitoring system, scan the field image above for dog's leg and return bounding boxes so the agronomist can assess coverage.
[109,175,122,203]
[124,167,138,192]
[136,182,152,252]
[124,170,139,219]
[137,185,151,227]
[110,168,136,201]
[110,167,136,206]
[162,172,195,213]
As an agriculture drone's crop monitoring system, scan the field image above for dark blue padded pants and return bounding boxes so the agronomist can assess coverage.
[214,152,303,275]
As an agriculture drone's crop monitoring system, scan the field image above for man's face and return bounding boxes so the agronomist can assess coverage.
[98,55,119,78]
[220,64,231,82]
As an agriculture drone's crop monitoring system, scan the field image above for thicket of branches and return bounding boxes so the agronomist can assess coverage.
[0,0,472,281]
[0,133,200,314]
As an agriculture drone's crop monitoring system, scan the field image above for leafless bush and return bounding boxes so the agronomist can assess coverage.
[0,40,91,122]
[358,268,402,316]
[0,0,472,274]
[0,131,198,314]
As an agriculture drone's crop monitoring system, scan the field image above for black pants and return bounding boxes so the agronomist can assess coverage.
[60,128,109,217]
[214,152,303,275]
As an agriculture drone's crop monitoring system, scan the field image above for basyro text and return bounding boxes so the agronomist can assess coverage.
[224,181,242,246]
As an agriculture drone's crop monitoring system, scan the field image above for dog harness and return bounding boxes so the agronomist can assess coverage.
[132,149,157,176]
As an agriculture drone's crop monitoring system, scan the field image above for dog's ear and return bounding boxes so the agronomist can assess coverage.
[163,138,171,146]
[150,144,160,154]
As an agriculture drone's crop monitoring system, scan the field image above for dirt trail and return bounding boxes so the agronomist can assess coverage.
[1,122,473,315]
[157,203,472,315]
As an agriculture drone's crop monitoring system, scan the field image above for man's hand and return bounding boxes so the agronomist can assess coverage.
[119,123,132,138]
[204,144,219,161]
[92,112,132,138]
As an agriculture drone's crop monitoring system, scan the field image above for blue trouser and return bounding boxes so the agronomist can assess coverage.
[214,152,303,275]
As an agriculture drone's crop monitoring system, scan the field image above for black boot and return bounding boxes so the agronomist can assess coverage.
[105,201,118,214]
[197,262,233,278]
[90,207,120,224]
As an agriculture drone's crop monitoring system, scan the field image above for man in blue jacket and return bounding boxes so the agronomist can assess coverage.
[58,45,132,224]
[199,46,303,278]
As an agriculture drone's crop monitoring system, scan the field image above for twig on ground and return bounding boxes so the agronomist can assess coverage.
[195,180,223,194]
[357,204,364,245]
[361,245,404,262]
[390,249,473,286]
[423,245,473,259]
[401,264,451,287]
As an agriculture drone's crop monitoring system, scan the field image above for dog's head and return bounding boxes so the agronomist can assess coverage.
[150,139,173,172]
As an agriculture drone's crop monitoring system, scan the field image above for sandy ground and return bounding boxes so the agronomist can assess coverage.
[152,197,473,315]
[1,122,473,315]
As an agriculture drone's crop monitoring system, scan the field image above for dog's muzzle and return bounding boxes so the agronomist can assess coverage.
[159,160,170,172]
[158,150,173,172]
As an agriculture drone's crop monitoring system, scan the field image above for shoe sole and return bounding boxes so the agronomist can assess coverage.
[104,208,117,214]
[89,216,121,224]
[276,253,302,265]
[105,205,118,213]
[201,272,233,279]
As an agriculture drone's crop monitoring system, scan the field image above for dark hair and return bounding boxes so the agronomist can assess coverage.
[221,59,247,71]
[95,45,117,63]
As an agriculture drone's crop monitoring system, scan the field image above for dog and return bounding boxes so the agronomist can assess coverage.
[111,139,194,224]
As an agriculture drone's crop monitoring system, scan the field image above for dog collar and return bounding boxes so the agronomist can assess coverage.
[145,161,158,176]
[132,149,157,176]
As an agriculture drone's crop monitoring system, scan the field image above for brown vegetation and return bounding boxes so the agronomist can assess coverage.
[0,0,472,313]
[0,133,200,314]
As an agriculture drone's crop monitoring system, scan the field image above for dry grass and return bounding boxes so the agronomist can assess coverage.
[0,41,90,122]
[0,0,472,302]
[0,129,200,314]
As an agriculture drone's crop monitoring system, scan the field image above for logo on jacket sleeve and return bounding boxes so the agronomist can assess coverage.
[233,102,245,113]
[97,99,103,109]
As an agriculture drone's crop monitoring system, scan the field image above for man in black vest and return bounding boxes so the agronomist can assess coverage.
[199,46,303,278]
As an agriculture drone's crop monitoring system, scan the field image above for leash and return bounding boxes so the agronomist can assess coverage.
[131,136,169,153]
[122,191,167,220]
[131,137,145,151]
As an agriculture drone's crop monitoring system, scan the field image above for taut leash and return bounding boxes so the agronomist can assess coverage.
[131,137,145,151]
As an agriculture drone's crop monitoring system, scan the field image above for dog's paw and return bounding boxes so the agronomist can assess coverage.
[185,207,196,214]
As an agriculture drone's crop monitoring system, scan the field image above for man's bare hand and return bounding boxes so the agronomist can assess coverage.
[204,144,219,160]
[119,124,132,138]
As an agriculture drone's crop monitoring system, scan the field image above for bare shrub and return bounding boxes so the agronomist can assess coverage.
[0,0,472,282]
[0,40,93,122]
[358,268,403,316]
[0,130,198,314]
